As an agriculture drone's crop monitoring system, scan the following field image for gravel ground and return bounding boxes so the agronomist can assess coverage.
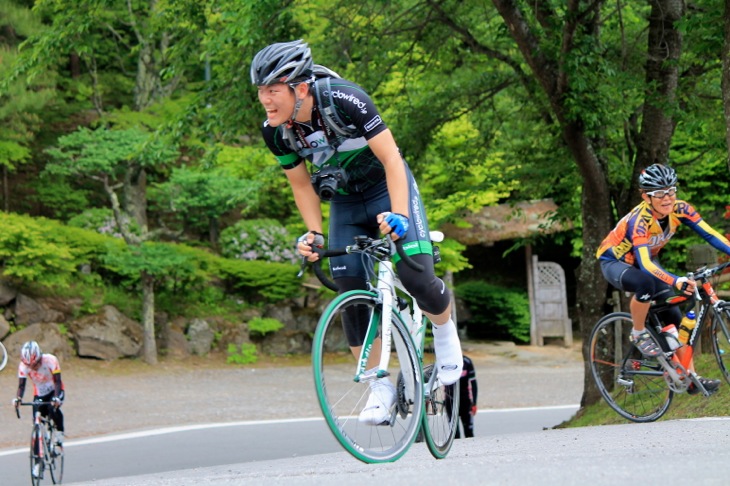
[0,340,584,450]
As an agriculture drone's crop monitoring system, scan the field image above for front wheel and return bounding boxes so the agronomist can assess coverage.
[30,425,42,486]
[0,341,7,371]
[312,291,423,463]
[421,363,460,458]
[710,306,730,385]
[589,312,672,422]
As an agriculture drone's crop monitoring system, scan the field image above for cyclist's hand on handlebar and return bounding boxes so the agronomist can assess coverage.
[51,397,61,409]
[676,276,696,295]
[297,230,325,262]
[378,212,409,241]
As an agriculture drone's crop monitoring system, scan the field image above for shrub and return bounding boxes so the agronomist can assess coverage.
[220,218,298,264]
[227,343,258,364]
[455,280,531,343]
[248,317,284,338]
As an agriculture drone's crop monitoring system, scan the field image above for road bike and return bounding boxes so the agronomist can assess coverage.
[589,261,730,422]
[16,401,64,485]
[305,233,460,463]
[0,340,7,371]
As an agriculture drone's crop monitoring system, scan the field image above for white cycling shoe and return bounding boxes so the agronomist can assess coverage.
[358,379,396,425]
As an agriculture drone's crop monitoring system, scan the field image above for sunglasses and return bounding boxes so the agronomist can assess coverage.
[645,187,677,198]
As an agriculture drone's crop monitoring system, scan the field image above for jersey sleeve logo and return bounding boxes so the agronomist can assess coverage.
[364,116,382,132]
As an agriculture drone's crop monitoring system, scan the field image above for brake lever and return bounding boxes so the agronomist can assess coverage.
[296,257,308,278]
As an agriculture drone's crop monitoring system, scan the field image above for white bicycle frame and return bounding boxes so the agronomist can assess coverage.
[353,232,444,394]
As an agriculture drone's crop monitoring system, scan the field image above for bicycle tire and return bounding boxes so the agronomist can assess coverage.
[589,312,672,422]
[0,341,7,371]
[30,424,42,486]
[312,290,423,463]
[49,426,64,484]
[421,363,460,458]
[710,306,730,386]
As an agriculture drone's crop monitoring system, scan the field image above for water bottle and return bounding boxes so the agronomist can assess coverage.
[678,310,697,345]
[661,324,681,350]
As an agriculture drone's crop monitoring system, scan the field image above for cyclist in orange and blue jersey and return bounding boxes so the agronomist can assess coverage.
[596,163,730,394]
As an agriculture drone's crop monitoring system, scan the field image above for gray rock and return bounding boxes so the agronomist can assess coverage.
[187,318,214,356]
[3,323,74,362]
[14,294,64,326]
[0,314,9,340]
[0,280,17,306]
[69,305,143,360]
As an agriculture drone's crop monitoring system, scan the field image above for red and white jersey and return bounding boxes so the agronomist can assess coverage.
[18,354,64,396]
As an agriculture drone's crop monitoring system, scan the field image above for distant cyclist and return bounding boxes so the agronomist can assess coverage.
[251,40,463,425]
[596,163,730,394]
[456,355,477,438]
[13,341,66,448]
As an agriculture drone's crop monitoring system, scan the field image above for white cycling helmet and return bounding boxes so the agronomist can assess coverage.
[638,164,678,190]
[250,39,313,86]
[20,341,42,366]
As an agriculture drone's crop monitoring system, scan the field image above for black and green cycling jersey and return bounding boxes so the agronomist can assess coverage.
[260,78,388,195]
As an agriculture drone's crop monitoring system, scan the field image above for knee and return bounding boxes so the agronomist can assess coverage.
[399,273,450,314]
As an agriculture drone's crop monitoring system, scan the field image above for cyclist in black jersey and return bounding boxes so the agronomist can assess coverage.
[252,40,462,425]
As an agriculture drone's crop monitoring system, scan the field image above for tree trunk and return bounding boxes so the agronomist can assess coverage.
[722,0,730,170]
[492,0,614,407]
[631,0,684,195]
[2,165,7,212]
[123,165,149,233]
[141,271,158,365]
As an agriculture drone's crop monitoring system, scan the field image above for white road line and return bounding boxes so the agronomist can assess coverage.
[0,404,581,457]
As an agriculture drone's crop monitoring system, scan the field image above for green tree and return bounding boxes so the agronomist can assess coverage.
[45,126,179,364]
[152,166,260,245]
[0,2,54,211]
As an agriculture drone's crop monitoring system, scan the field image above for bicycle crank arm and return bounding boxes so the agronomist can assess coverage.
[655,354,690,392]
[688,373,712,397]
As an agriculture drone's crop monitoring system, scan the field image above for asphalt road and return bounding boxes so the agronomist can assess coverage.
[0,405,579,485]
[63,417,730,486]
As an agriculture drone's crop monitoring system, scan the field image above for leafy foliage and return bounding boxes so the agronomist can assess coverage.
[44,127,178,178]
[248,317,284,338]
[68,208,142,239]
[226,342,258,365]
[0,212,300,305]
[455,280,531,343]
[219,218,298,264]
[0,213,78,286]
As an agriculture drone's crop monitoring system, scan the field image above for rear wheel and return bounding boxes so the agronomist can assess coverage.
[312,291,423,463]
[421,363,460,458]
[49,428,64,484]
[710,307,730,385]
[589,312,672,422]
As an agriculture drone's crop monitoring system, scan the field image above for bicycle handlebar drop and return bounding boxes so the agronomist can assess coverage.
[300,235,425,292]
[15,401,56,419]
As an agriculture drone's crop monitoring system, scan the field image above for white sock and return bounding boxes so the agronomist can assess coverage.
[432,319,462,366]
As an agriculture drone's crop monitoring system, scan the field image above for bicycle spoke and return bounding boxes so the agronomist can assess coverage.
[421,364,459,458]
[590,313,672,422]
[312,291,423,463]
[711,308,730,386]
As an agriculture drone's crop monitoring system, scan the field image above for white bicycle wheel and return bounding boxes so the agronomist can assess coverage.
[0,341,8,371]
